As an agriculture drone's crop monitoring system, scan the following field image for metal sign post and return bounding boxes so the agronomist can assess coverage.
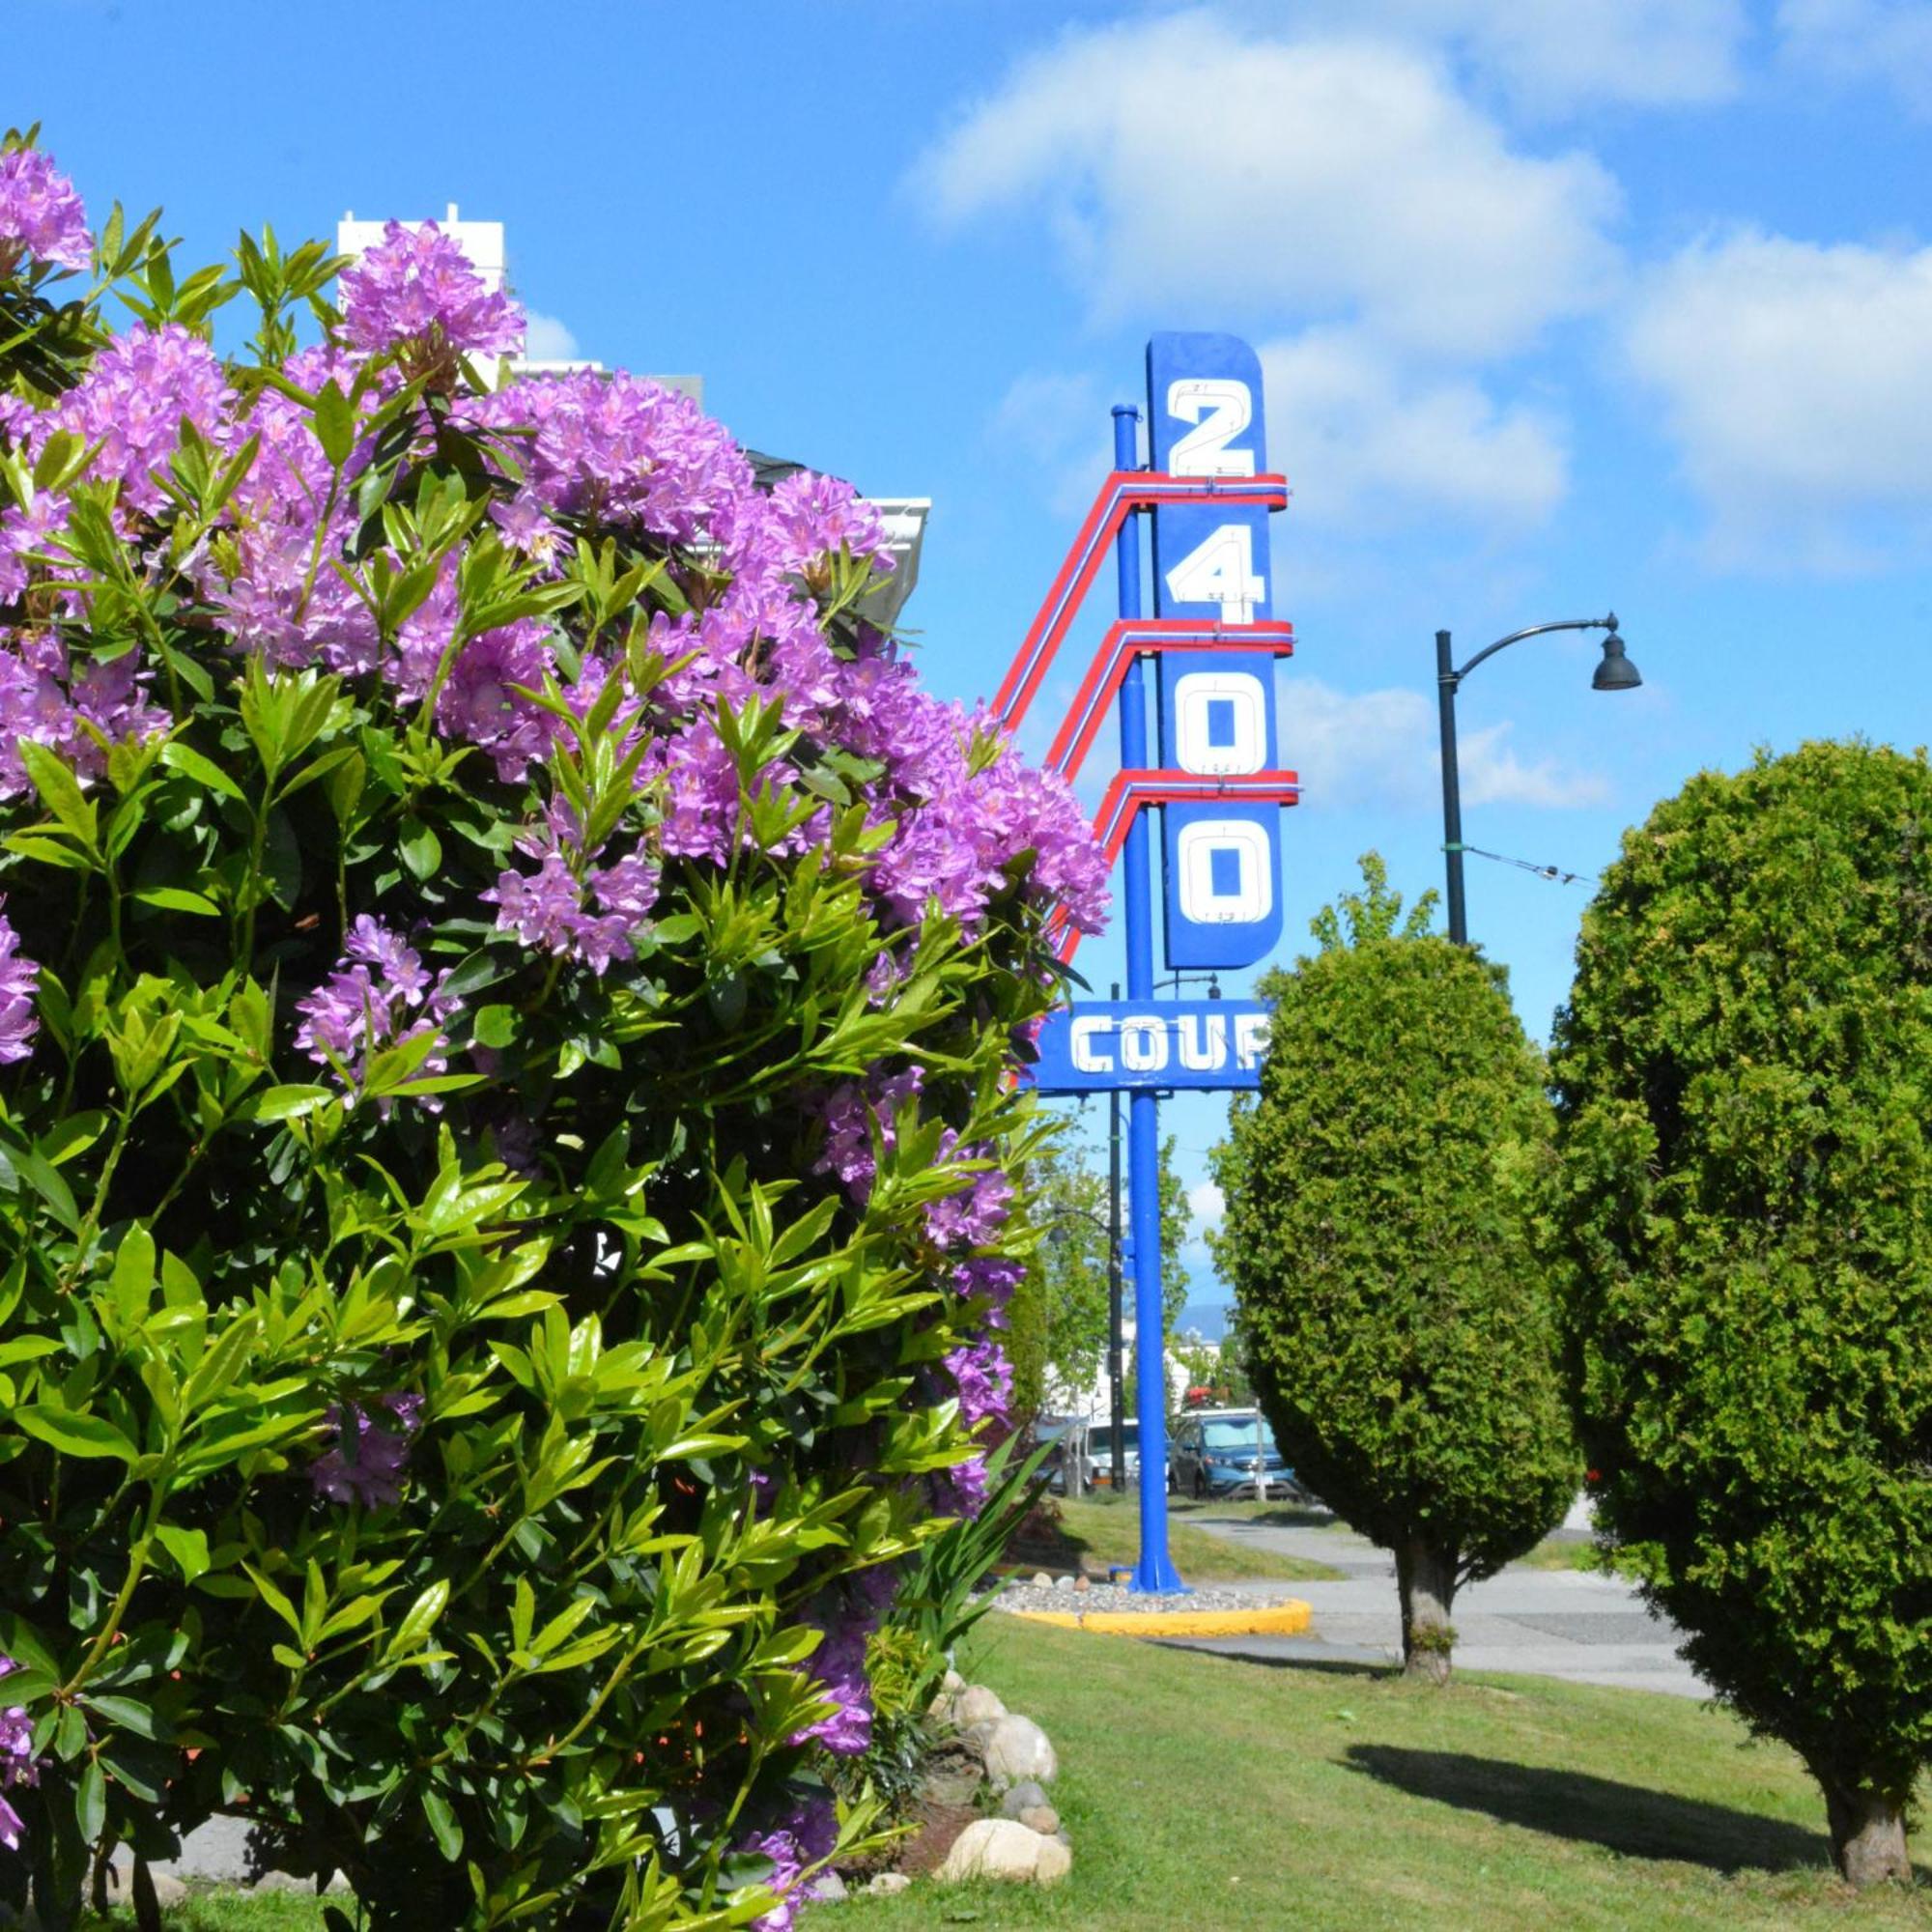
[1004,333,1294,1593]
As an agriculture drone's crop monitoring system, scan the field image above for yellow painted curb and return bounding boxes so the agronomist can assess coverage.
[1008,1599,1312,1638]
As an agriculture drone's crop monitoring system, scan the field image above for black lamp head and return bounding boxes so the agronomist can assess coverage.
[1592,630,1641,692]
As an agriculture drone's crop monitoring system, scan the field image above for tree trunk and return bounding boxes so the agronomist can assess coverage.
[1822,1781,1911,1887]
[1395,1536,1458,1684]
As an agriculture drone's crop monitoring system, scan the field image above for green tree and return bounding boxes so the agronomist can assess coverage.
[1024,1135,1193,1415]
[1211,855,1577,1681]
[1549,741,1932,1885]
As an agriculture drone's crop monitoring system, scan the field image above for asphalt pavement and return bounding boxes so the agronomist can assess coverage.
[1170,1509,1707,1699]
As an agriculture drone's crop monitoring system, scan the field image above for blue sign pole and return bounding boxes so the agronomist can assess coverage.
[1112,404,1184,1595]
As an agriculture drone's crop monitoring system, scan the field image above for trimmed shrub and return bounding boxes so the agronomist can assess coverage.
[1211,855,1577,1680]
[1550,740,1932,1885]
[0,135,1104,1929]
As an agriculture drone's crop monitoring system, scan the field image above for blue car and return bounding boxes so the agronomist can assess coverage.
[1170,1408,1305,1502]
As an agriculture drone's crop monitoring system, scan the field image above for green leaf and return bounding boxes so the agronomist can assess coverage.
[82,1694,159,1740]
[399,815,441,881]
[131,886,220,916]
[18,740,98,853]
[160,739,247,802]
[312,378,357,469]
[237,1084,335,1123]
[421,1784,464,1861]
[13,1406,138,1462]
[76,1758,104,1843]
[384,1580,450,1662]
[156,1524,211,1584]
[473,1004,518,1049]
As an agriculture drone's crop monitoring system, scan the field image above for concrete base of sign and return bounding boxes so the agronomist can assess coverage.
[1010,1599,1312,1638]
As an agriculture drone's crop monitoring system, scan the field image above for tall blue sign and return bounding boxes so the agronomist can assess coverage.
[997,332,1293,1596]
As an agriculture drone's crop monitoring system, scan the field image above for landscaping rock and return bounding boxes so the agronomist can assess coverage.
[1055,1575,1076,1589]
[977,1712,1057,1788]
[1073,1574,1093,1593]
[865,1872,912,1896]
[935,1818,1065,1885]
[941,1667,965,1695]
[919,1734,988,1807]
[951,1684,1008,1728]
[808,1870,848,1902]
[1019,1804,1060,1836]
[999,1779,1049,1819]
[1031,1571,1052,1587]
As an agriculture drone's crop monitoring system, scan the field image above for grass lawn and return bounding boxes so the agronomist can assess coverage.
[812,1615,1932,1932]
[81,1893,330,1930]
[1037,1495,1344,1583]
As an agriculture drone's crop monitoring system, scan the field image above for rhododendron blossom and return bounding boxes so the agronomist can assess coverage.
[0,902,37,1065]
[0,145,90,275]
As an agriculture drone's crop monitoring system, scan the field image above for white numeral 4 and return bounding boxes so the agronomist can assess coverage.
[1164,522,1265,623]
[1166,378,1255,477]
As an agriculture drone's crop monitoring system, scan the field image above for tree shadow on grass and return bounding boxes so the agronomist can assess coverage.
[1345,1747,1831,1876]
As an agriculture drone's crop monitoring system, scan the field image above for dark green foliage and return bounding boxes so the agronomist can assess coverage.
[1549,740,1932,1875]
[1210,855,1577,1662]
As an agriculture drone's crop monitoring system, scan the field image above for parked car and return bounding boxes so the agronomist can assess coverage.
[1030,1415,1082,1495]
[1084,1420,1144,1492]
[1170,1407,1305,1501]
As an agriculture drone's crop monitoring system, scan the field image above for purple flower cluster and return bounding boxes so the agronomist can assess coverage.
[310,1393,424,1508]
[0,1656,39,1852]
[737,1796,837,1932]
[943,1338,1013,1432]
[0,898,39,1065]
[0,146,91,275]
[935,1454,989,1519]
[4,324,230,519]
[293,918,457,1103]
[812,1066,924,1201]
[464,370,753,547]
[484,837,661,977]
[953,1256,1024,1333]
[0,632,170,799]
[923,1134,1015,1253]
[789,1617,875,1757]
[338,220,524,367]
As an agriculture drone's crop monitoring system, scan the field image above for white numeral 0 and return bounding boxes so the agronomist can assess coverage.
[1164,522,1265,623]
[1166,378,1255,477]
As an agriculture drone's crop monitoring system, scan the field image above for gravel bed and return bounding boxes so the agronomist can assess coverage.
[987,1577,1295,1617]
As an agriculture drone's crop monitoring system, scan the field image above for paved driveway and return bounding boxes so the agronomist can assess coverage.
[1175,1510,1708,1699]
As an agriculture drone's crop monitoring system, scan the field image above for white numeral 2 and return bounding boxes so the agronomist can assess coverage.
[1166,378,1255,477]
[1164,522,1265,623]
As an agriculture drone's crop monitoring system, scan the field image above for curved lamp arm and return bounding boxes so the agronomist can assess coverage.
[1445,612,1618,687]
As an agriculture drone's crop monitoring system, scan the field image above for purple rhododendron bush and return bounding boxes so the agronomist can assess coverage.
[0,128,1106,1931]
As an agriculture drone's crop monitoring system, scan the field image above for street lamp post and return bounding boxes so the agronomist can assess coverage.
[1435,614,1641,946]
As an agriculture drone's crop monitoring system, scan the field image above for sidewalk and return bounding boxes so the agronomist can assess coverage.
[1172,1510,1707,1699]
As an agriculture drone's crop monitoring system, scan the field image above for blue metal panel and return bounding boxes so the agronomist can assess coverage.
[1155,648,1278,770]
[1147,332,1266,475]
[1147,331,1284,975]
[1028,1000,1271,1094]
[1161,803,1283,970]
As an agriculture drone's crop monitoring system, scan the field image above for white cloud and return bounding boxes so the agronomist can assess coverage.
[914,12,1621,357]
[1187,1181,1226,1229]
[988,370,1114,517]
[524,310,581,360]
[1261,330,1566,531]
[1776,0,1932,111]
[1355,0,1747,110]
[1623,231,1932,567]
[1285,677,1610,810]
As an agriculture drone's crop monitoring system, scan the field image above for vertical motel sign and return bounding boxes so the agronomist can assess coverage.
[998,333,1295,1591]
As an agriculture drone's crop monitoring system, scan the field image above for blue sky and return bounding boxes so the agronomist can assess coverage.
[18,0,1932,1301]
